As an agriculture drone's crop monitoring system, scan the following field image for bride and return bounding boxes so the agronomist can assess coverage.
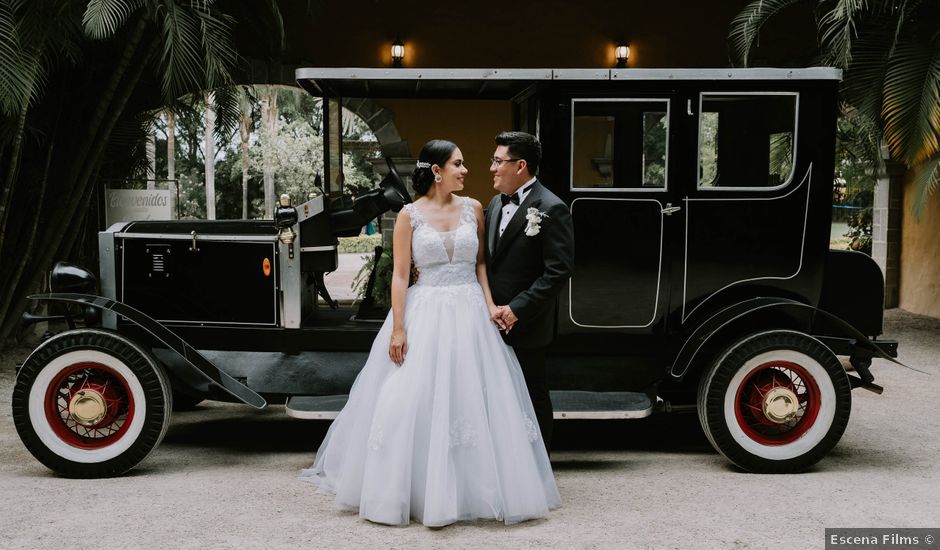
[301,139,560,527]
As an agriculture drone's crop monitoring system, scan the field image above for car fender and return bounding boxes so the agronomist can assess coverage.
[28,293,267,409]
[670,297,901,381]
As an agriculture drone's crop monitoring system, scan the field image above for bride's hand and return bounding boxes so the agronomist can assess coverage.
[489,304,507,331]
[389,329,407,366]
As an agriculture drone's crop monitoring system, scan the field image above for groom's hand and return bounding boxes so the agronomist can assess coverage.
[490,304,508,331]
[497,306,518,332]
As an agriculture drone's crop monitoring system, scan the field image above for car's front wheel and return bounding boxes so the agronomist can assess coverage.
[12,329,172,478]
[697,330,852,473]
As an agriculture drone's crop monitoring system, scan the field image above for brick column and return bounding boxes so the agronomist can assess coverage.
[872,160,905,307]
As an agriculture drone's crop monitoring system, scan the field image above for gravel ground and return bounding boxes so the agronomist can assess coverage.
[1,308,937,549]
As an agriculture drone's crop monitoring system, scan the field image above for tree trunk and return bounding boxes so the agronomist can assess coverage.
[240,92,251,219]
[167,110,176,218]
[204,91,216,220]
[146,128,156,189]
[260,89,278,218]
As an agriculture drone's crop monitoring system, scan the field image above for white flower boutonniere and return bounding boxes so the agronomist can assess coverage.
[524,207,549,237]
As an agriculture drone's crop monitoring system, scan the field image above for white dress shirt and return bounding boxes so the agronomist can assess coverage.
[498,177,537,238]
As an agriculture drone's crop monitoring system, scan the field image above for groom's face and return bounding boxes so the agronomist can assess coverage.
[490,145,527,194]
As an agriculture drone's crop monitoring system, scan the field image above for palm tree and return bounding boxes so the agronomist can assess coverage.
[729,0,940,217]
[0,0,281,343]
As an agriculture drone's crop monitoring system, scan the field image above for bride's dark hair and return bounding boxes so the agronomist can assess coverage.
[411,139,457,196]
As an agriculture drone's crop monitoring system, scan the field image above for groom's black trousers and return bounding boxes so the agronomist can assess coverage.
[513,347,553,453]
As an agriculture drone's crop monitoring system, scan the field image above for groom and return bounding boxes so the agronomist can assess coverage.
[485,131,574,452]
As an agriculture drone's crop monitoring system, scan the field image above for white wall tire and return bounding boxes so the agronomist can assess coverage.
[698,330,851,473]
[12,329,172,478]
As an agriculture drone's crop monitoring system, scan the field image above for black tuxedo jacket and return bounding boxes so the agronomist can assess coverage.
[485,180,574,349]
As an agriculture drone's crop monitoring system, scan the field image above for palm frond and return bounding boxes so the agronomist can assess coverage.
[0,0,40,116]
[881,37,940,165]
[818,0,868,68]
[82,0,143,40]
[159,1,206,100]
[911,154,940,219]
[191,5,235,90]
[209,84,241,141]
[728,0,806,67]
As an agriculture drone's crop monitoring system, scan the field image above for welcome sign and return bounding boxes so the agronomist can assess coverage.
[105,189,174,226]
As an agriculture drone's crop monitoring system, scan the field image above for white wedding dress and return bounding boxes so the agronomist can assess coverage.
[300,196,560,526]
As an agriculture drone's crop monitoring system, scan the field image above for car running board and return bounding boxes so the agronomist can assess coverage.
[285,390,654,420]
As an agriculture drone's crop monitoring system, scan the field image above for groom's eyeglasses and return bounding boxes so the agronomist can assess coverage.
[490,157,521,167]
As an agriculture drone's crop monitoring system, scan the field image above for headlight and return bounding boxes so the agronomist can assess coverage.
[50,262,97,294]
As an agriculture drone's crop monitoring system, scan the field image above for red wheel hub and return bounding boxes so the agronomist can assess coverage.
[44,362,135,449]
[734,360,821,446]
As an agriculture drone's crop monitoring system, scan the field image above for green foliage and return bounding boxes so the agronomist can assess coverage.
[338,234,382,254]
[352,247,393,307]
[834,109,879,254]
[149,86,380,219]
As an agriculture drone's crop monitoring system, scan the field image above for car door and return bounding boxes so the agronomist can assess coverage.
[555,94,684,349]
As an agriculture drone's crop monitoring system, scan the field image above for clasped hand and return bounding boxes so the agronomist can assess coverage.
[489,305,518,333]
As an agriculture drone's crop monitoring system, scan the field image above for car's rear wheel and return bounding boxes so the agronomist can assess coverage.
[12,329,172,478]
[697,330,851,473]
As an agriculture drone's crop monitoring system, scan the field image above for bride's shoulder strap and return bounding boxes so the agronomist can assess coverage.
[460,196,476,223]
[402,202,422,229]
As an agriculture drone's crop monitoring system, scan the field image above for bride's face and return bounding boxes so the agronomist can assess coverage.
[435,148,467,193]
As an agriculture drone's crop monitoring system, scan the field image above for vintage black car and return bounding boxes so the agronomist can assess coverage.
[12,67,898,478]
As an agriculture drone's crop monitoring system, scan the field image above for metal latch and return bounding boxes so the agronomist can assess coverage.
[189,230,199,252]
[661,203,681,216]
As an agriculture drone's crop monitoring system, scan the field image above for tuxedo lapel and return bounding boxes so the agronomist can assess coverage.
[493,181,543,260]
[486,198,500,255]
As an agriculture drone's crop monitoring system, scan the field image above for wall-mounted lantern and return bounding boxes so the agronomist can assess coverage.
[615,42,631,68]
[391,36,404,67]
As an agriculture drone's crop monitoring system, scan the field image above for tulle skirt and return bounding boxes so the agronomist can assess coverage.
[300,281,560,527]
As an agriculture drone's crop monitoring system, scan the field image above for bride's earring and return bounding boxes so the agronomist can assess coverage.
[434,173,442,183]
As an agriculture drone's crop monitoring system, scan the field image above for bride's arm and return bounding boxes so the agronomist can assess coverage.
[389,210,413,365]
[472,200,500,320]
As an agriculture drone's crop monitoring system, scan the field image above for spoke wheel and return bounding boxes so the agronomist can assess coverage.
[697,330,851,473]
[13,329,172,478]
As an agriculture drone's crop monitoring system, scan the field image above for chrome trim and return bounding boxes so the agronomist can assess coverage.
[681,165,813,324]
[296,195,325,223]
[280,222,302,329]
[98,231,117,329]
[695,92,800,192]
[570,98,671,193]
[553,69,611,80]
[285,408,339,420]
[568,197,664,329]
[296,67,842,82]
[300,245,338,253]
[553,408,653,420]
[296,67,553,81]
[611,67,841,80]
[115,233,278,243]
[285,406,654,420]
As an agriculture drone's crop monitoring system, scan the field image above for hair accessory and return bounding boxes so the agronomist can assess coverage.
[416,161,431,169]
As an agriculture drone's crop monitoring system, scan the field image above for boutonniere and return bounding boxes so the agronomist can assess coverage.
[524,207,549,236]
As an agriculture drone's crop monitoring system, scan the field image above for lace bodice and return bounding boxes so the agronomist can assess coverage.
[403,197,478,287]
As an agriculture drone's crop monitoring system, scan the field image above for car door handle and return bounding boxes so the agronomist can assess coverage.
[661,203,681,216]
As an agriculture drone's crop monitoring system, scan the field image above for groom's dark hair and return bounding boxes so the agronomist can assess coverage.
[495,131,540,176]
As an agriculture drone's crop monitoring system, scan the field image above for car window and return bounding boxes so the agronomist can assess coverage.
[571,99,669,191]
[697,93,797,190]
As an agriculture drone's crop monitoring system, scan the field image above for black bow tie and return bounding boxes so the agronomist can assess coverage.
[500,193,519,206]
